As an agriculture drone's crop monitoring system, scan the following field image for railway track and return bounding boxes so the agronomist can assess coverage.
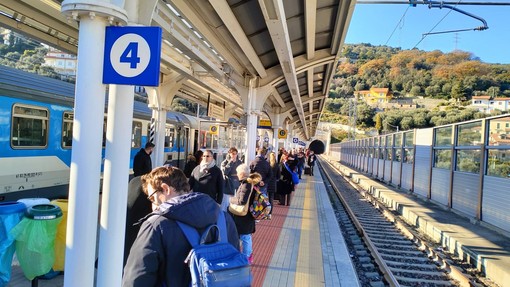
[318,158,477,287]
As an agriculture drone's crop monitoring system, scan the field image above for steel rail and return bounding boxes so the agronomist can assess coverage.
[318,159,401,287]
[319,157,476,287]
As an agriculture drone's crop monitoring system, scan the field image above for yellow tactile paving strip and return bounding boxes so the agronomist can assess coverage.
[295,178,325,287]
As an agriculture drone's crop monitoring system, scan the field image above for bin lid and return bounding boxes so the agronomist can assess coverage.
[0,201,26,214]
[26,204,63,220]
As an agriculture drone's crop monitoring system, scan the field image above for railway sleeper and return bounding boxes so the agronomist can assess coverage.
[385,261,440,270]
[382,254,431,263]
[375,247,424,255]
[389,267,447,277]
[394,275,454,286]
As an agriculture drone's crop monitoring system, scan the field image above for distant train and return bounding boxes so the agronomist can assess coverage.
[0,65,246,201]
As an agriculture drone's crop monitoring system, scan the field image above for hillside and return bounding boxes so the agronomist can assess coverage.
[323,44,510,139]
[330,43,510,100]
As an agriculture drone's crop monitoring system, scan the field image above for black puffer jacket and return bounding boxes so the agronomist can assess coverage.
[122,193,239,287]
[188,165,224,204]
[249,156,272,186]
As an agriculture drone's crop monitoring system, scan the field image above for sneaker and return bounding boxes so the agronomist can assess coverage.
[248,254,254,265]
[267,214,272,220]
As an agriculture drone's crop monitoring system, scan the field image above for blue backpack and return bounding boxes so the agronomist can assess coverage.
[177,212,252,287]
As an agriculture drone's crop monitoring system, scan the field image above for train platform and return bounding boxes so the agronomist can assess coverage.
[7,167,360,287]
[322,156,510,287]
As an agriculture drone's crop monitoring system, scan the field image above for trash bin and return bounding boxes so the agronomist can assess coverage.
[17,198,50,210]
[0,201,26,287]
[10,204,62,280]
[50,199,68,272]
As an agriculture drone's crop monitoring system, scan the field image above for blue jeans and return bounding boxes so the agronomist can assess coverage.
[239,234,252,258]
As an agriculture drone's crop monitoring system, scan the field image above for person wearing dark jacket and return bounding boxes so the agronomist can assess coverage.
[249,148,272,195]
[133,142,155,177]
[307,151,317,176]
[122,166,239,287]
[183,154,197,178]
[188,150,224,204]
[229,164,260,264]
[220,147,243,211]
[277,154,295,206]
[123,176,152,267]
[267,152,280,218]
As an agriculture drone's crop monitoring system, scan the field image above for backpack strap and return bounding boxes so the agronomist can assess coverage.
[177,211,228,247]
[176,220,200,248]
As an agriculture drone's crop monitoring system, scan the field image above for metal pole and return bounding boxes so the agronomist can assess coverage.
[97,84,134,287]
[63,16,107,287]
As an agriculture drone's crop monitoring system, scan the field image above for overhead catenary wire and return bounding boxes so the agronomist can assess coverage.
[384,5,410,45]
[413,0,463,49]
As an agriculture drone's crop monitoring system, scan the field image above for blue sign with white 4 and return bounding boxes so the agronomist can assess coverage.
[103,26,162,86]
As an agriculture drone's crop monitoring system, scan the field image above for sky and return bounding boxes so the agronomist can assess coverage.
[345,1,510,64]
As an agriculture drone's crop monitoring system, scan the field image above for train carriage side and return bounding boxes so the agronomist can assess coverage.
[0,66,75,201]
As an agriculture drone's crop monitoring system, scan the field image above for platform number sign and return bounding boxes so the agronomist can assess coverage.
[292,137,298,144]
[103,26,162,86]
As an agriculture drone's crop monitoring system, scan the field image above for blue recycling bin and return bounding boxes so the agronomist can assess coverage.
[0,202,26,287]
[10,204,62,281]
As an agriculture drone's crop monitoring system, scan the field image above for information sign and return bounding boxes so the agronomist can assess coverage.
[278,129,287,139]
[292,137,298,143]
[208,103,224,120]
[103,26,162,86]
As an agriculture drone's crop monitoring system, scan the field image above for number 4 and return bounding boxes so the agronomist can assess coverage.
[120,42,141,69]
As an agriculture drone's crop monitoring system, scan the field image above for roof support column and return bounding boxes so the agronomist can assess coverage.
[238,78,272,163]
[147,76,184,166]
[97,85,134,287]
[60,1,127,286]
[272,108,282,150]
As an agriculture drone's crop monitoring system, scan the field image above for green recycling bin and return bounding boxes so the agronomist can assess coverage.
[10,204,62,280]
[0,202,26,287]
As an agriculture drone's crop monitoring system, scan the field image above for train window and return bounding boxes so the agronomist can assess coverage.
[457,121,482,146]
[488,116,510,147]
[434,150,452,169]
[11,105,48,148]
[132,121,142,148]
[62,112,74,148]
[456,150,481,173]
[102,118,107,147]
[165,126,174,148]
[434,127,452,147]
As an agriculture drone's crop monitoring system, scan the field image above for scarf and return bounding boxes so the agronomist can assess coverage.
[199,159,216,173]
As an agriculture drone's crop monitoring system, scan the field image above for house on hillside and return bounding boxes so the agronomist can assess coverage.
[471,95,510,113]
[355,88,393,106]
[43,48,77,79]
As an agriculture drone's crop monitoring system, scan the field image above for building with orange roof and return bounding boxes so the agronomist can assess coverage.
[472,95,510,113]
[354,87,393,107]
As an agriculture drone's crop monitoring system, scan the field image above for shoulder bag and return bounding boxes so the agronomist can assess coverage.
[229,184,254,216]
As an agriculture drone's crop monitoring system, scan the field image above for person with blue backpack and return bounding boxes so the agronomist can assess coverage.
[122,166,246,287]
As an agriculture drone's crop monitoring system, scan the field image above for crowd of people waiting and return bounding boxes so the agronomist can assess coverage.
[122,144,318,287]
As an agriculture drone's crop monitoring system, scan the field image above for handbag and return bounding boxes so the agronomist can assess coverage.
[228,185,254,216]
[250,188,271,220]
